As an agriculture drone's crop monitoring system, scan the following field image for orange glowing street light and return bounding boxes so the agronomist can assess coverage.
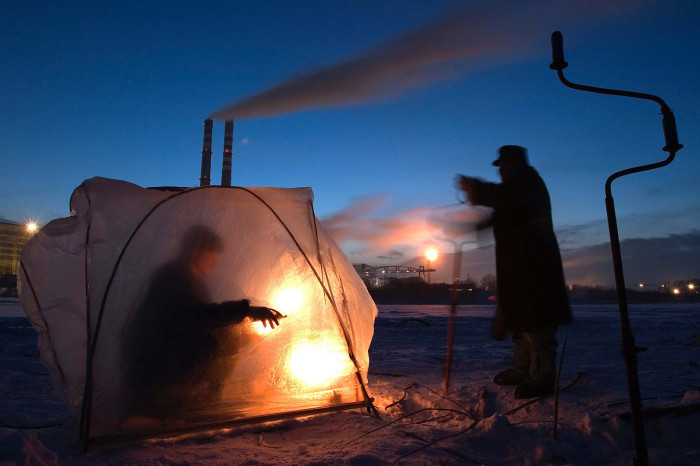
[25,221,39,234]
[425,248,438,284]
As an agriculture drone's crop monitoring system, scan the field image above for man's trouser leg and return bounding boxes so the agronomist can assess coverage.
[513,332,532,376]
[527,327,558,382]
[514,326,558,398]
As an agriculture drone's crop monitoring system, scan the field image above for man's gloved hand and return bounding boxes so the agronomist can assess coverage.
[249,307,286,329]
[457,175,478,193]
[455,175,480,206]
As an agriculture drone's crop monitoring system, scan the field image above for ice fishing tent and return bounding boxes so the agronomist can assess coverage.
[19,177,378,447]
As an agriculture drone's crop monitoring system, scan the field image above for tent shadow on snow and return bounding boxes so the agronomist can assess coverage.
[18,177,378,448]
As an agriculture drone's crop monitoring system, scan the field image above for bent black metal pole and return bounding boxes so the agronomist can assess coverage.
[550,31,682,466]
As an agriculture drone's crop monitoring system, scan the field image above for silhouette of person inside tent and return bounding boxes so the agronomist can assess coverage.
[122,225,284,419]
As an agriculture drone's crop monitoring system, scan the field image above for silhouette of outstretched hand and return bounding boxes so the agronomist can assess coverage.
[249,307,286,329]
[457,175,478,193]
[456,175,480,206]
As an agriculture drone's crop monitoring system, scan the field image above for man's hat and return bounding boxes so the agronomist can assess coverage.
[493,145,528,167]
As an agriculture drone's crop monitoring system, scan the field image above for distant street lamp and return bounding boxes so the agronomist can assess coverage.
[425,248,438,284]
[25,221,39,234]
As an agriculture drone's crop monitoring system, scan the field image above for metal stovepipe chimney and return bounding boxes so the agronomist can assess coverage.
[199,119,213,186]
[221,120,234,186]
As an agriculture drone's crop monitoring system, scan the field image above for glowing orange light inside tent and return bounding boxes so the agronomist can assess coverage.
[252,286,305,335]
[273,287,304,314]
[287,339,354,388]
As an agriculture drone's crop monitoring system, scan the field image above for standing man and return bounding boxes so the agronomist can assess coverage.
[458,145,572,399]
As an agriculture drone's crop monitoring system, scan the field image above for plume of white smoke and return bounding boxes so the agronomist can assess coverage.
[321,194,439,252]
[321,195,493,258]
[209,0,643,120]
[427,204,493,244]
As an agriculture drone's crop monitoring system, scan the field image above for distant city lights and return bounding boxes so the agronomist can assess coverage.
[673,288,680,295]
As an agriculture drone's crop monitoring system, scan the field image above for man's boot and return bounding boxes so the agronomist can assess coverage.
[493,368,528,386]
[493,333,529,386]
[514,347,556,399]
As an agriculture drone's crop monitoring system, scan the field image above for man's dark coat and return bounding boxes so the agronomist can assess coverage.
[470,165,572,336]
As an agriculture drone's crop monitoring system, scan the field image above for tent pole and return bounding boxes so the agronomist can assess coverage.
[354,371,381,418]
[78,221,93,450]
[84,401,372,451]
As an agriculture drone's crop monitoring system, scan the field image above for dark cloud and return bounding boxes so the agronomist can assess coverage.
[555,219,609,248]
[376,249,406,261]
[556,205,700,250]
[561,230,700,286]
[210,0,644,120]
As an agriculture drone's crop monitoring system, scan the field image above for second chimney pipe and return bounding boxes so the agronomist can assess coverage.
[222,120,234,186]
[199,119,213,186]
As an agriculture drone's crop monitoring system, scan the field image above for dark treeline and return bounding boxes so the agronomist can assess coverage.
[366,277,700,305]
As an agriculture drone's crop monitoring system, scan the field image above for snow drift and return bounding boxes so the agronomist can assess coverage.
[18,177,377,446]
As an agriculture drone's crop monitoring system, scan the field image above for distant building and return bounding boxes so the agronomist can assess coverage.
[0,219,32,275]
[352,263,429,288]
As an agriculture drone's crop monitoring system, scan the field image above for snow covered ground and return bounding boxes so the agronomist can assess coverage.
[1,299,699,465]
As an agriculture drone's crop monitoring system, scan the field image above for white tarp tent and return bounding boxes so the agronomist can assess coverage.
[19,177,378,447]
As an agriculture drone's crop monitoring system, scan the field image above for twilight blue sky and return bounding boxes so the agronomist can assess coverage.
[2,0,699,286]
